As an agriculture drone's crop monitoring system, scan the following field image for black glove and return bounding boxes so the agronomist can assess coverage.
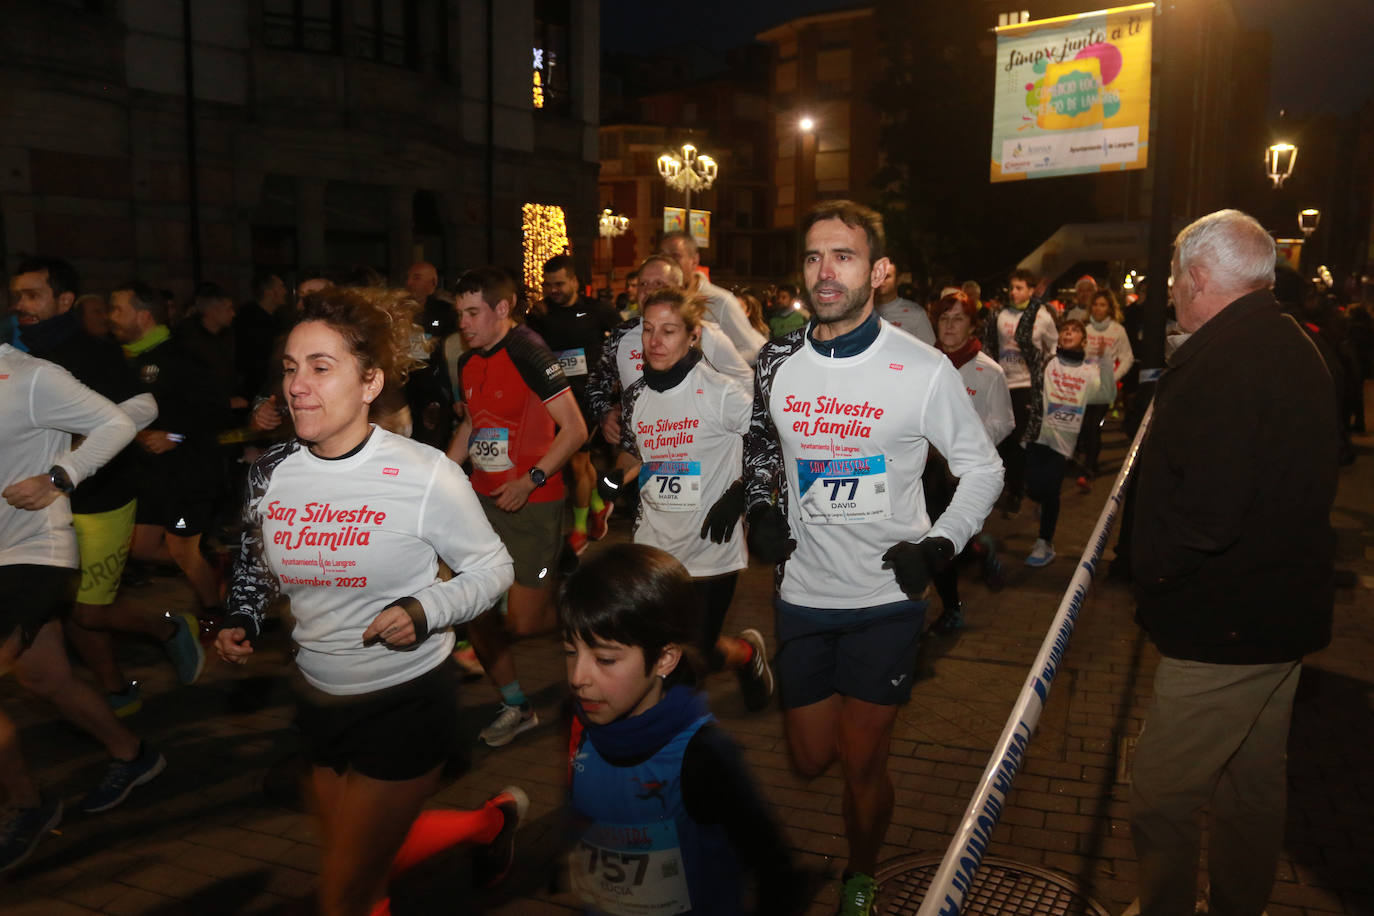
[700,480,746,543]
[881,537,956,599]
[597,472,624,505]
[746,503,795,563]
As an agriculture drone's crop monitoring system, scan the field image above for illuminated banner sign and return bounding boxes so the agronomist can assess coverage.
[990,3,1153,182]
[663,207,710,249]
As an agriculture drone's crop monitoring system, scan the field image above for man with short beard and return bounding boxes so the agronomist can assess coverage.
[743,201,1003,915]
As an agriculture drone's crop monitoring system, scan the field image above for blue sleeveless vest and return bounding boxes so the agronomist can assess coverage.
[569,713,742,915]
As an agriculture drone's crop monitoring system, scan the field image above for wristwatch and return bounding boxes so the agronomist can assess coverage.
[527,467,547,488]
[48,465,75,494]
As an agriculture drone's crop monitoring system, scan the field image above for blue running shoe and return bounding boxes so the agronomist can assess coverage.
[80,743,166,814]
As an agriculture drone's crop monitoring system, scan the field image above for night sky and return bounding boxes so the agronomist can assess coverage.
[601,0,1374,118]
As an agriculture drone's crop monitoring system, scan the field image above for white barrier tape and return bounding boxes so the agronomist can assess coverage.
[915,403,1153,916]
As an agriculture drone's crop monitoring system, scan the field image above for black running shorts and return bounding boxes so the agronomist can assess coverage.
[773,598,926,709]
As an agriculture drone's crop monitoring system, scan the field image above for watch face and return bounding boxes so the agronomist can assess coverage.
[529,468,546,487]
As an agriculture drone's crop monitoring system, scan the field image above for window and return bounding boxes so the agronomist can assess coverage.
[534,0,572,113]
[263,0,340,53]
[353,0,418,68]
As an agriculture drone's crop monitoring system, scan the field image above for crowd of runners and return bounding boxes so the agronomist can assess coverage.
[2,199,1366,915]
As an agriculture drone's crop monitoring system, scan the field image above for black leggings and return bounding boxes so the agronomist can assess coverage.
[1025,444,1067,542]
[1000,388,1035,497]
[1078,403,1110,475]
[692,572,738,670]
[921,456,961,609]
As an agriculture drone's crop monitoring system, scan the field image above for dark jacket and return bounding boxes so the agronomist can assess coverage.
[1132,289,1338,664]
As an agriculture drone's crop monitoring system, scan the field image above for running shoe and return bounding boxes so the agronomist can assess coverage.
[934,603,964,633]
[587,501,614,541]
[108,682,143,718]
[1025,539,1056,568]
[736,629,774,712]
[1002,493,1021,519]
[0,796,62,873]
[452,642,486,682]
[79,743,166,814]
[837,872,879,916]
[164,611,205,684]
[1076,475,1093,493]
[472,786,529,889]
[566,529,589,556]
[479,704,539,748]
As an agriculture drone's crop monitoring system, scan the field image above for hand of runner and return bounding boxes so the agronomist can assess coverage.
[362,605,417,648]
[136,430,179,454]
[599,406,622,443]
[251,396,284,431]
[215,627,254,664]
[701,480,747,543]
[745,504,795,562]
[491,475,536,512]
[881,537,956,598]
[2,474,62,511]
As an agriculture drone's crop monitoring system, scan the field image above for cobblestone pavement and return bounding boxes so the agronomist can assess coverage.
[3,405,1371,915]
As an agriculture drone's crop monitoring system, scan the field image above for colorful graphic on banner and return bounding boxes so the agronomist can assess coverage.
[991,3,1153,182]
[663,207,711,249]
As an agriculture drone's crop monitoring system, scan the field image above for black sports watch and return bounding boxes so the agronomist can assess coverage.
[527,467,547,488]
[48,465,75,494]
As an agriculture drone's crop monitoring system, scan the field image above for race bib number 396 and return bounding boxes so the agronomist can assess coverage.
[470,427,514,472]
[570,821,692,915]
[796,455,892,524]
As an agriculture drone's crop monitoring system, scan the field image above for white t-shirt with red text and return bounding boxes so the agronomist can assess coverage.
[995,305,1058,389]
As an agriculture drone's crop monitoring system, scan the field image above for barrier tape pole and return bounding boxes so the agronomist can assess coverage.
[915,403,1153,916]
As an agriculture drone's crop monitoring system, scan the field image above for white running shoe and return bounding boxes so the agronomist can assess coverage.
[479,703,539,747]
[1025,538,1056,567]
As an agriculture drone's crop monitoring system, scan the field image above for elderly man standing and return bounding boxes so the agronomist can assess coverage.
[1128,209,1338,916]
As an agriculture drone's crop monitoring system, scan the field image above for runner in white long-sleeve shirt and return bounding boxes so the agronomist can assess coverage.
[1075,288,1135,490]
[661,231,766,366]
[1,345,165,872]
[742,201,1003,915]
[216,286,521,916]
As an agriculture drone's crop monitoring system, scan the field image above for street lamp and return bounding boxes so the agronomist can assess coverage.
[1265,142,1297,188]
[598,208,629,238]
[798,115,815,132]
[1298,208,1320,238]
[657,143,718,232]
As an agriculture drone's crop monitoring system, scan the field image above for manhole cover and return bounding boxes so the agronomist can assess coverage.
[875,854,1111,915]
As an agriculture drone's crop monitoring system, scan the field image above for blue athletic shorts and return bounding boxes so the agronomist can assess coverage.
[774,598,926,709]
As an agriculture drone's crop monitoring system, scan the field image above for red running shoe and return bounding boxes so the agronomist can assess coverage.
[1075,475,1092,493]
[567,530,589,556]
[587,501,614,541]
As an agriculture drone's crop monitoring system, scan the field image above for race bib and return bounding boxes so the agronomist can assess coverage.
[638,460,702,512]
[570,821,691,916]
[557,348,589,377]
[470,428,514,472]
[1044,400,1084,429]
[796,455,892,524]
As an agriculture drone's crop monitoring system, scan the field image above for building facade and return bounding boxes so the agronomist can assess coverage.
[0,0,600,303]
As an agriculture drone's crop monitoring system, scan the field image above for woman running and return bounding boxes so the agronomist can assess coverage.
[597,288,774,710]
[216,286,521,916]
[1076,289,1135,490]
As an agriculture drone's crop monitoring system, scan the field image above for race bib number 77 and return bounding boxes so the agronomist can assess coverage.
[796,455,892,524]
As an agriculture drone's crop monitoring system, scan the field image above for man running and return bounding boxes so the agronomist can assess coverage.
[744,201,1003,915]
[660,231,765,365]
[526,255,620,553]
[1,344,165,872]
[446,267,588,747]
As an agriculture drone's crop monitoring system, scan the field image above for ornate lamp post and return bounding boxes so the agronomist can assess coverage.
[1265,142,1297,188]
[657,143,718,233]
[1297,208,1320,238]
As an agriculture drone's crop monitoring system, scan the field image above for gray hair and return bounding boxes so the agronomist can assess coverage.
[1174,209,1275,294]
[636,254,684,287]
[961,280,981,298]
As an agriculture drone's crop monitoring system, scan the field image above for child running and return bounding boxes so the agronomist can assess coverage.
[563,543,802,915]
[1075,288,1135,490]
[1023,318,1115,567]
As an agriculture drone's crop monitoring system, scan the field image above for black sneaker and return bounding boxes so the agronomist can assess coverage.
[472,786,529,888]
[0,796,63,873]
[736,629,774,713]
[1002,493,1022,519]
[79,743,166,813]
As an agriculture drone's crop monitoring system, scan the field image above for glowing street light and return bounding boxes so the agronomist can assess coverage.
[657,142,718,229]
[1298,208,1320,238]
[799,115,815,132]
[1265,142,1297,188]
[598,208,629,238]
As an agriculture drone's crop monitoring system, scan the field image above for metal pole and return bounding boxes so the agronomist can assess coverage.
[684,185,692,239]
[182,0,202,286]
[1141,1,1173,380]
[915,404,1154,915]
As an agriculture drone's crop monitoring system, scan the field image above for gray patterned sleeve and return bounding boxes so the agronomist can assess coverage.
[588,318,636,422]
[743,333,803,512]
[224,441,297,637]
[619,377,646,459]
